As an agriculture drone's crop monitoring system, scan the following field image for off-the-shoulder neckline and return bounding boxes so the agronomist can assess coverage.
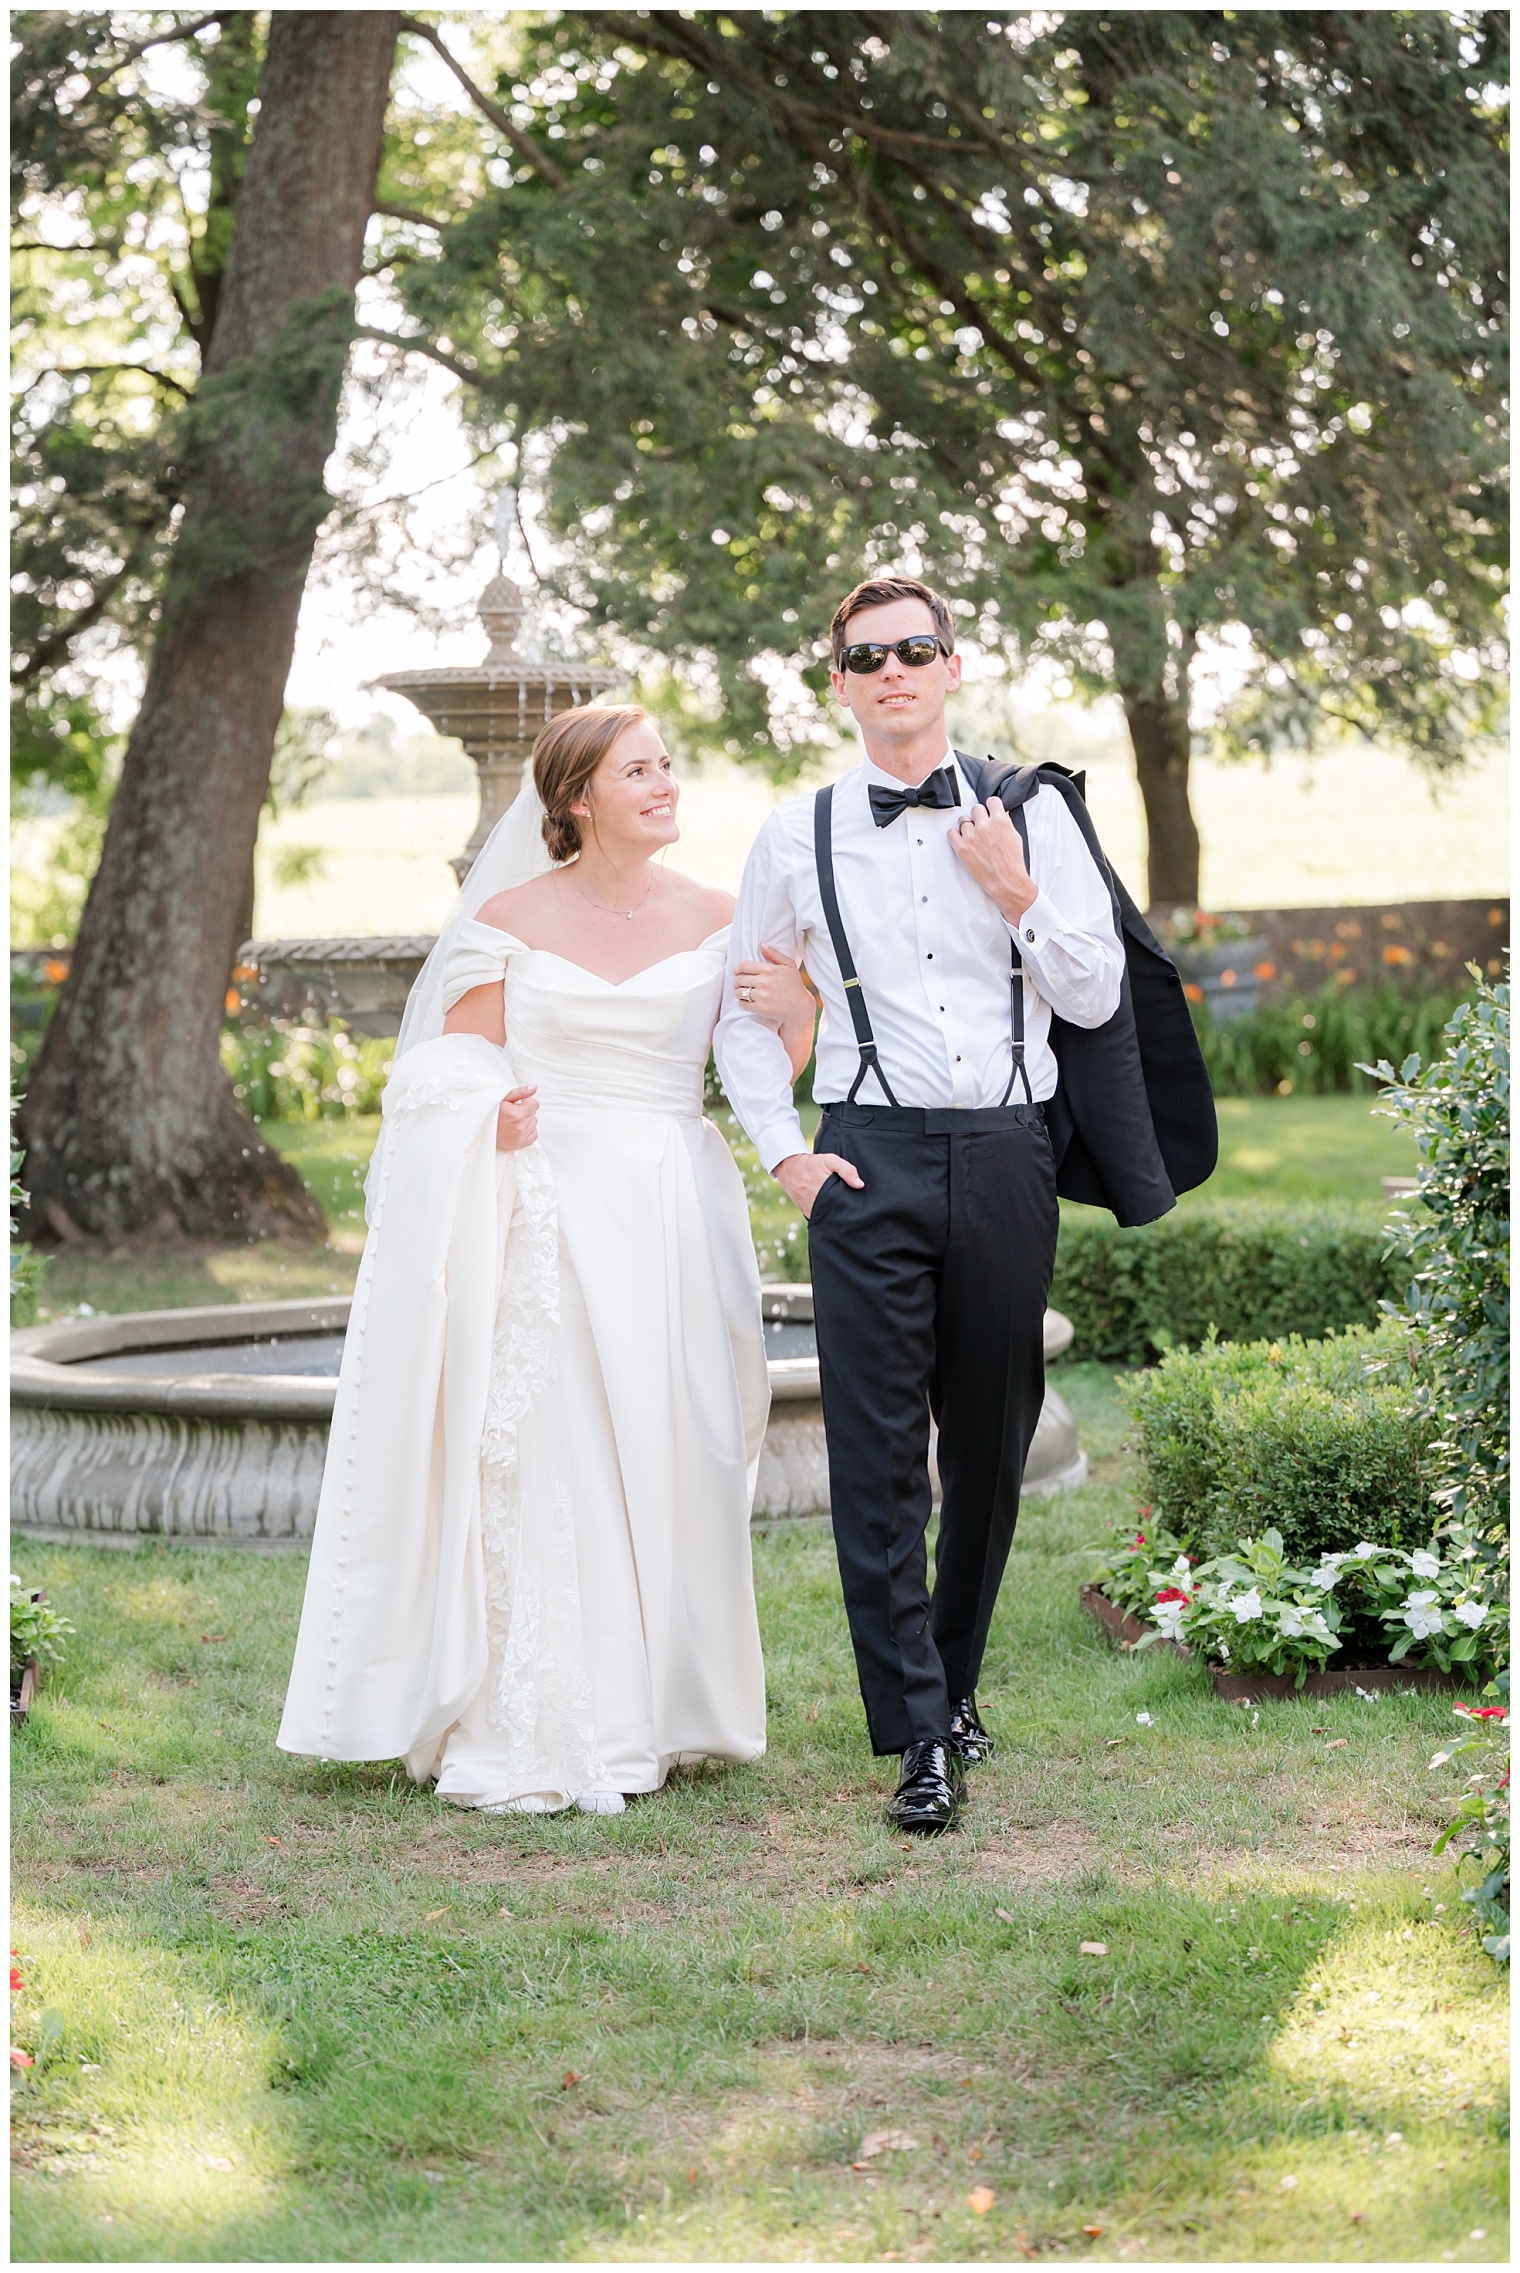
[453,918,730,987]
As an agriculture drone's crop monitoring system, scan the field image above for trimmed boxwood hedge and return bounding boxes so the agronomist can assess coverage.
[1051,1199,1402,1365]
[1122,1320,1435,1566]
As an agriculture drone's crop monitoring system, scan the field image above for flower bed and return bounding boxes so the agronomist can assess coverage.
[1083,1515,1496,1699]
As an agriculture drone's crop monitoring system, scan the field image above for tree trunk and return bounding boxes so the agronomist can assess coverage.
[19,13,398,1244]
[1120,683,1202,913]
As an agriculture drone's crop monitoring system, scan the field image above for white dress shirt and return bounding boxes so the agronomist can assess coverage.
[715,748,1126,1171]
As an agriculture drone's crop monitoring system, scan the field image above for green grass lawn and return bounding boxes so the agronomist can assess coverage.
[10,1368,1507,2263]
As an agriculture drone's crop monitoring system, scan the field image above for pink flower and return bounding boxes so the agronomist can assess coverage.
[1456,1705,1508,1721]
[9,2049,32,2070]
[1155,1585,1191,1606]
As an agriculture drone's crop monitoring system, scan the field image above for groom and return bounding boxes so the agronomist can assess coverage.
[716,576,1125,1833]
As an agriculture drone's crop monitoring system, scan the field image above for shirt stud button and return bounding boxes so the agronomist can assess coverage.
[921,895,928,904]
[1025,928,1035,942]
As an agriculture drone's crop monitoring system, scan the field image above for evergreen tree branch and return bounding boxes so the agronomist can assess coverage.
[398,17,568,190]
[13,565,137,685]
[352,322,510,395]
[373,197,447,229]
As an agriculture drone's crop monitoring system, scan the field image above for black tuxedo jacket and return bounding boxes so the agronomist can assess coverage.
[956,751,1217,1226]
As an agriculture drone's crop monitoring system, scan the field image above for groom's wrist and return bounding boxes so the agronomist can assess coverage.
[995,876,1040,924]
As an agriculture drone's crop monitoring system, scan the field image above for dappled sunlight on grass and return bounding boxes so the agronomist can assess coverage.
[1269,1899,1507,2123]
[9,1910,296,2263]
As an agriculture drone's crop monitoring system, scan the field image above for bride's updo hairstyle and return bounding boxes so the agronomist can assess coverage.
[533,703,650,864]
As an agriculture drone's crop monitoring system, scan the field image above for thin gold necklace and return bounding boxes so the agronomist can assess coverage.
[569,867,656,921]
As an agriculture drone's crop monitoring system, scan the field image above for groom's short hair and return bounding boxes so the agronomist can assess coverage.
[830,576,955,667]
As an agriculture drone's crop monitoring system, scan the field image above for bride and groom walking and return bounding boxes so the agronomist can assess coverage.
[279,574,1213,1832]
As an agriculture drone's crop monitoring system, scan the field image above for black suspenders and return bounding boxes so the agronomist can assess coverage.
[814,784,901,1106]
[812,781,1035,1111]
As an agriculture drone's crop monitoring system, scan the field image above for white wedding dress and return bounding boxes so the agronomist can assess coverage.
[278,918,769,1809]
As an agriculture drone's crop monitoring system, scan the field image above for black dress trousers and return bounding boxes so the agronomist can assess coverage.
[805,1099,1059,1756]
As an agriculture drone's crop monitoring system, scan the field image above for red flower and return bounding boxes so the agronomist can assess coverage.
[9,2050,32,2070]
[1133,1533,1147,1550]
[9,1968,22,1995]
[1456,1705,1508,1720]
[1155,1586,1191,1606]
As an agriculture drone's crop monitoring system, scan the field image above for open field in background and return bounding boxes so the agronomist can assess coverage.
[10,1364,1507,2264]
[26,1095,1415,1324]
[227,729,1509,941]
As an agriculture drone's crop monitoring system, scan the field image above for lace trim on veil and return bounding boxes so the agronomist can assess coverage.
[478,1146,606,1800]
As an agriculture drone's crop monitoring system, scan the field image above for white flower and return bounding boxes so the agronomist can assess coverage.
[1279,1607,1330,1642]
[1350,1541,1383,1559]
[1231,1588,1264,1623]
[1401,1590,1445,1641]
[1135,1711,1154,1726]
[1408,1550,1442,1580]
[1310,1559,1343,1592]
[1170,1555,1191,1581]
[1217,1638,1231,1660]
[1154,1599,1189,1643]
[1453,1600,1487,1631]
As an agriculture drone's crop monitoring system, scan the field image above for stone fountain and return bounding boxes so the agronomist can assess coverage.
[12,1291,1084,1544]
[239,567,623,1031]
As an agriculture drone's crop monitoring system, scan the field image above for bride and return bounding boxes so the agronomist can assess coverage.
[278,705,816,1814]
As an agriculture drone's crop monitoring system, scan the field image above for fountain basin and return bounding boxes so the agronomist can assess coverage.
[11,1290,1084,1546]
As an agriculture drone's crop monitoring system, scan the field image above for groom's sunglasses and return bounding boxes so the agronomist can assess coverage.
[838,635,948,674]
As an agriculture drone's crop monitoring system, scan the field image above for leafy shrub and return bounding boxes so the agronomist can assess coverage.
[1121,1321,1436,1566]
[1192,979,1476,1097]
[10,1577,72,1687]
[1430,1674,1510,1965]
[1053,1201,1400,1364]
[1370,969,1509,1560]
[9,1143,43,1328]
[220,1017,392,1124]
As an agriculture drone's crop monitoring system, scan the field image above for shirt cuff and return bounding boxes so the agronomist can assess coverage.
[757,1112,810,1177]
[1005,890,1053,952]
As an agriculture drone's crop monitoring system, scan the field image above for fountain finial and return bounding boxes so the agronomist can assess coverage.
[379,492,623,878]
[477,570,527,663]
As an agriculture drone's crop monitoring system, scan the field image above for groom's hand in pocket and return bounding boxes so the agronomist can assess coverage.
[773,1151,864,1220]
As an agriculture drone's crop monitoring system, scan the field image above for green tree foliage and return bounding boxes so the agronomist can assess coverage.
[372,9,1508,898]
[1371,967,1510,1564]
[11,10,262,795]
[15,12,1508,913]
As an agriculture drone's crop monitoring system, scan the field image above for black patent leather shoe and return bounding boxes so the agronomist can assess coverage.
[885,1739,963,1835]
[948,1695,996,1765]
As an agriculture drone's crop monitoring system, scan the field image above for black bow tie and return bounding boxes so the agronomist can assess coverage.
[867,767,962,828]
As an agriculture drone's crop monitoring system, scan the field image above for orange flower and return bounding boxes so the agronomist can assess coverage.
[231,963,259,983]
[1253,961,1276,981]
[1182,981,1203,1003]
[224,988,242,1013]
[42,959,69,986]
[1382,944,1413,966]
[1219,967,1237,987]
